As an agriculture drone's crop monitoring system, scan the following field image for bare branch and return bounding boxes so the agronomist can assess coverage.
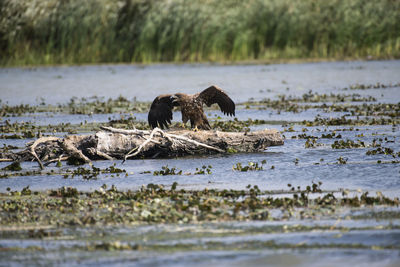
[30,137,60,169]
[124,127,160,161]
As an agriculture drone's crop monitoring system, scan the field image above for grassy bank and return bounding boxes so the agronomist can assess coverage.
[1,0,400,66]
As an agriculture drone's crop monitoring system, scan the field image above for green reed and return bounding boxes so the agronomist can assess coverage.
[1,0,399,66]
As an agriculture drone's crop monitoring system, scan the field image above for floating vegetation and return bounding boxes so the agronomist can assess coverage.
[1,161,22,172]
[233,160,266,171]
[242,93,388,115]
[0,183,398,227]
[285,91,377,103]
[321,132,342,139]
[85,241,139,251]
[67,96,149,115]
[20,186,32,195]
[65,164,127,179]
[49,186,79,198]
[0,169,61,179]
[152,165,213,176]
[283,126,296,132]
[344,82,400,90]
[0,117,150,137]
[305,138,323,148]
[107,116,150,130]
[292,132,342,146]
[212,118,251,132]
[237,98,400,121]
[243,98,304,113]
[0,132,36,139]
[302,115,400,126]
[212,118,283,132]
[0,97,151,117]
[337,157,348,164]
[0,102,36,116]
[291,133,315,139]
[0,144,19,152]
[319,103,400,117]
[331,139,367,149]
[153,165,183,176]
[194,165,212,175]
[366,147,399,158]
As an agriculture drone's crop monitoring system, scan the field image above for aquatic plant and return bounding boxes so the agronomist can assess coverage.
[321,133,342,139]
[153,165,183,176]
[289,91,377,103]
[345,82,400,90]
[302,115,400,127]
[304,138,323,149]
[233,160,266,171]
[212,118,269,132]
[331,139,366,149]
[1,0,400,66]
[50,186,79,198]
[194,165,212,175]
[0,96,151,117]
[1,161,22,171]
[65,164,127,179]
[337,157,348,164]
[1,183,398,227]
[366,147,399,157]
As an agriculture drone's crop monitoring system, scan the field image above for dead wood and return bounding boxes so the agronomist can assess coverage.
[1,127,284,167]
[30,137,60,169]
[43,156,68,167]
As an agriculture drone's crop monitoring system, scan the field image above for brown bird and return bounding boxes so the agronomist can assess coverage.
[148,85,235,130]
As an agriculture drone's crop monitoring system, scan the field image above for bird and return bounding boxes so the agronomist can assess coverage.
[148,85,235,130]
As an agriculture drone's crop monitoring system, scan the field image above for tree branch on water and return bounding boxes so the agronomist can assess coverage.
[1,127,284,168]
[30,136,60,170]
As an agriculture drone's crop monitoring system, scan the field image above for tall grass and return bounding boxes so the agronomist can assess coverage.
[1,0,400,66]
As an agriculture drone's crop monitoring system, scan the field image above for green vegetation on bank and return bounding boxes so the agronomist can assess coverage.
[1,0,400,66]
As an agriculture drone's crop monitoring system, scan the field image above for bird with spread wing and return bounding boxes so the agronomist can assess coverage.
[148,85,235,130]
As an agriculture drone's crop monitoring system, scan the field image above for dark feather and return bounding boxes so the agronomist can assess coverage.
[199,85,235,116]
[148,94,175,129]
[148,85,235,129]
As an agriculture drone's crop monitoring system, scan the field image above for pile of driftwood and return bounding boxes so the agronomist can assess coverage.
[1,126,284,168]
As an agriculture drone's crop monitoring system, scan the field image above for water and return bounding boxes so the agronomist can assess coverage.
[1,60,400,266]
[1,60,400,105]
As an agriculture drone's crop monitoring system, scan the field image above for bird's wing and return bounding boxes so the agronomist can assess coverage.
[148,94,176,129]
[199,85,235,116]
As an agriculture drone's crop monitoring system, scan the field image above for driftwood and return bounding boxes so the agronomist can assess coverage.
[1,127,284,168]
[30,136,60,169]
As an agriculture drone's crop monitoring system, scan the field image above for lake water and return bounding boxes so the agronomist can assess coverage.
[1,60,400,105]
[1,60,400,266]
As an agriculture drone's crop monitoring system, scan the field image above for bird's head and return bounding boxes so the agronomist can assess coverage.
[171,93,185,105]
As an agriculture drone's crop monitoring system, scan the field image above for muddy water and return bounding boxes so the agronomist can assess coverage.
[1,60,400,267]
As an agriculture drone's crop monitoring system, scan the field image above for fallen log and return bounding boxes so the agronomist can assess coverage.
[1,127,284,167]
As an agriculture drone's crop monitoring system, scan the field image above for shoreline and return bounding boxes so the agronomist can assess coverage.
[1,56,399,69]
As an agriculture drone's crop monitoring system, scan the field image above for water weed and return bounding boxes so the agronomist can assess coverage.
[233,160,266,171]
[1,183,398,226]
